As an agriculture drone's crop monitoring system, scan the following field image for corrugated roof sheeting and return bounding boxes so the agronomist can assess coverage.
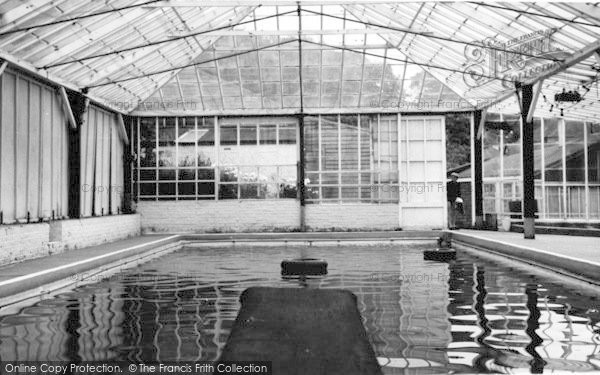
[0,1,598,119]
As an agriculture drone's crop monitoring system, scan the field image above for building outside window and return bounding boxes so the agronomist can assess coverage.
[477,115,600,222]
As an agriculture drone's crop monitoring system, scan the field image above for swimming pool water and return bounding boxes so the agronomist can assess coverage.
[1,244,599,374]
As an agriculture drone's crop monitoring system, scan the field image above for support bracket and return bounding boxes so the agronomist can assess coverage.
[0,60,8,77]
[58,87,77,129]
[117,114,130,145]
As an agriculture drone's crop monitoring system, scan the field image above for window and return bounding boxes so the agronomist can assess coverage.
[304,114,401,203]
[259,124,277,144]
[278,123,297,144]
[220,125,237,145]
[135,117,297,200]
[240,124,257,145]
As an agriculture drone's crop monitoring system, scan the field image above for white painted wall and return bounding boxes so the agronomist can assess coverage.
[138,200,300,233]
[305,204,399,230]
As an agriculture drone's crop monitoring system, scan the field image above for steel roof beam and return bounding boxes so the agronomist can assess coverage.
[33,9,150,67]
[145,1,397,7]
[168,28,414,36]
[0,0,63,28]
[128,6,256,109]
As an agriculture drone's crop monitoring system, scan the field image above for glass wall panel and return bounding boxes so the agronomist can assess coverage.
[259,124,277,144]
[240,124,257,145]
[544,186,563,219]
[340,115,359,171]
[135,116,297,200]
[533,118,542,179]
[178,117,196,186]
[220,124,237,145]
[158,118,176,167]
[279,123,297,144]
[588,122,600,219]
[483,113,501,178]
[303,114,400,203]
[480,115,600,222]
[320,115,339,172]
[589,123,600,183]
[565,120,585,182]
[502,114,521,178]
[140,117,157,168]
[544,118,562,182]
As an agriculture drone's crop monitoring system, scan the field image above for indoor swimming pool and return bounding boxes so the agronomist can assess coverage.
[0,244,599,374]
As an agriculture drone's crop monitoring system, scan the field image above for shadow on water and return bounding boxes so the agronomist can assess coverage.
[525,284,546,373]
[65,301,81,363]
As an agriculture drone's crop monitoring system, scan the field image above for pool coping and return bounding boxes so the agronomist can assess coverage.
[449,230,600,285]
[0,231,440,308]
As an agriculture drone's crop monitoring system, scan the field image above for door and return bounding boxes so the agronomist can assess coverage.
[399,116,447,229]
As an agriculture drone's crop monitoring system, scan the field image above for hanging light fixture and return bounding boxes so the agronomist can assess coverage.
[554,88,582,102]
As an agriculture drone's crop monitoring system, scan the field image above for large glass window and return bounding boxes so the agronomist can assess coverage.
[544,118,562,182]
[565,120,585,182]
[483,113,501,178]
[588,122,600,219]
[502,114,521,178]
[481,115,600,221]
[304,114,405,203]
[135,117,296,200]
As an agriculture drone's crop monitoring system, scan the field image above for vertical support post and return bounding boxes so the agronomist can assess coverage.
[473,110,484,228]
[297,2,306,231]
[122,115,135,213]
[469,113,476,227]
[67,90,89,218]
[518,82,536,239]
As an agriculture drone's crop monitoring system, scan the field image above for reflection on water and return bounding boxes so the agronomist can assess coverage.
[0,245,599,374]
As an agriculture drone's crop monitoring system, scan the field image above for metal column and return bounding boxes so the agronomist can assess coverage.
[474,110,484,228]
[297,2,306,231]
[518,83,536,239]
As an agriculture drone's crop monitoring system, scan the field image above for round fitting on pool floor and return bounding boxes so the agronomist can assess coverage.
[281,258,328,276]
[423,249,456,261]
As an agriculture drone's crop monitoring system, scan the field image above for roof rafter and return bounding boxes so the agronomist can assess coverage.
[344,4,480,107]
[34,9,151,67]
[120,6,257,110]
[57,6,236,83]
[0,0,61,28]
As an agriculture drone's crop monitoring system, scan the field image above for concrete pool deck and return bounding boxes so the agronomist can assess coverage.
[449,229,600,285]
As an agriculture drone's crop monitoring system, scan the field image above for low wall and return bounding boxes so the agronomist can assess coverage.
[0,223,51,265]
[0,214,141,266]
[138,200,301,233]
[50,214,141,249]
[138,201,402,232]
[305,204,399,230]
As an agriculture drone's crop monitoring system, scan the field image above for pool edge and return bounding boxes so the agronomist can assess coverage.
[0,231,441,308]
[449,231,600,286]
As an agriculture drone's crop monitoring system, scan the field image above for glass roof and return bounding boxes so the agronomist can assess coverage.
[0,1,598,120]
[136,36,469,113]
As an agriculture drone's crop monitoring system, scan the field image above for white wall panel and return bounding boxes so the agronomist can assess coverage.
[15,77,29,220]
[39,86,53,219]
[0,69,69,223]
[27,83,41,219]
[81,105,124,217]
[1,73,16,222]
